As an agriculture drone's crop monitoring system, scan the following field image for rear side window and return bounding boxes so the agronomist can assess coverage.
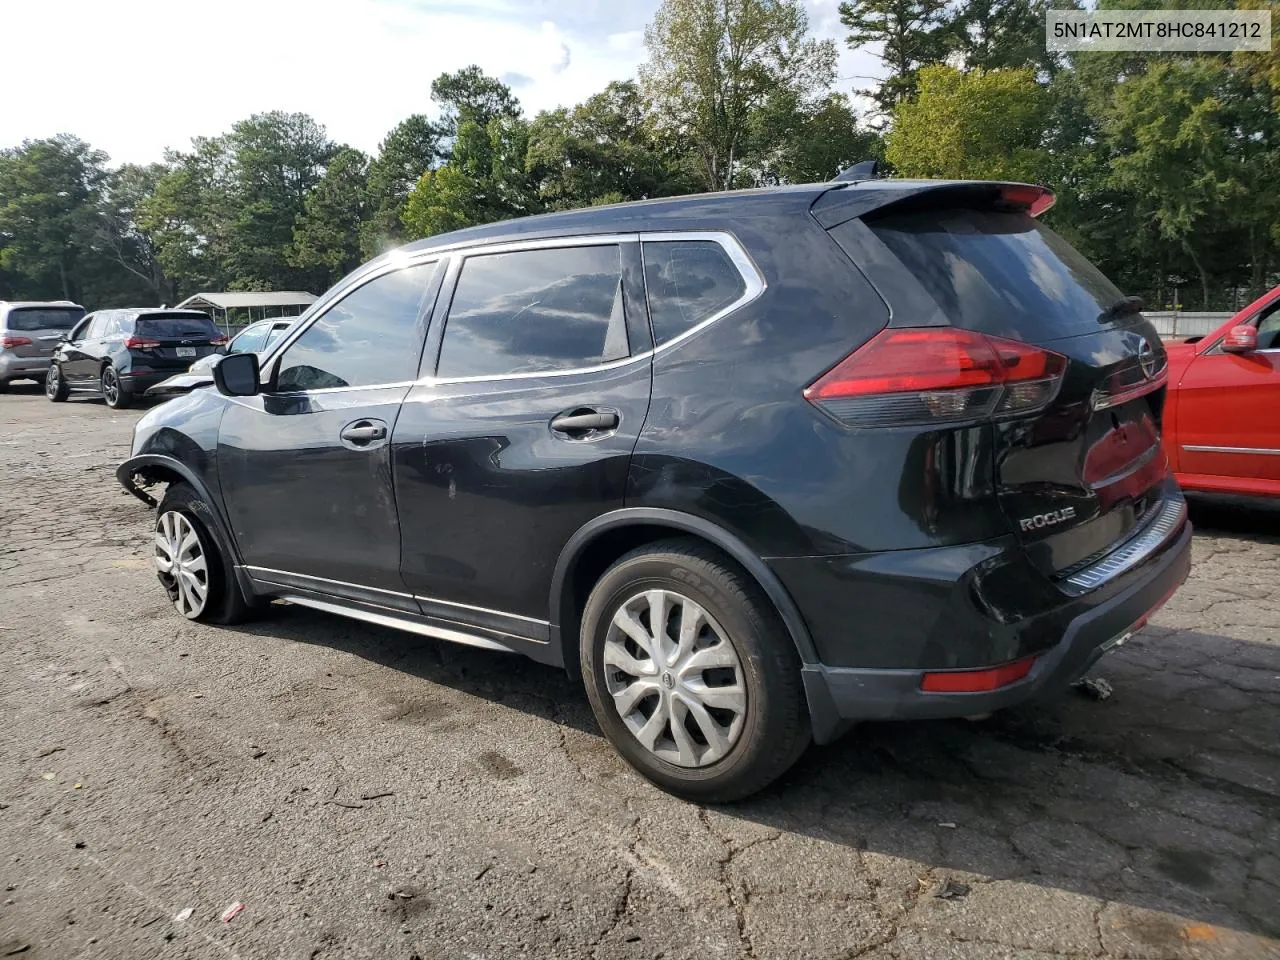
[276,261,439,392]
[437,245,627,378]
[5,307,83,331]
[866,209,1126,340]
[641,240,747,346]
[137,314,220,339]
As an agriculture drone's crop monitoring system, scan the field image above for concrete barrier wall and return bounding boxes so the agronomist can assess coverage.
[1145,311,1232,339]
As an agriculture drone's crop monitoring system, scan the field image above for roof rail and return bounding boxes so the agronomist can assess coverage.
[833,159,882,183]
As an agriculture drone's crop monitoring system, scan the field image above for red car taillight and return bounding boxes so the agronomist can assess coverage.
[804,328,1067,428]
[0,335,33,348]
[920,656,1036,693]
[210,335,229,346]
[125,336,162,349]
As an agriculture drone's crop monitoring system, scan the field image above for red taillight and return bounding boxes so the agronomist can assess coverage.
[0,335,33,348]
[1001,185,1055,217]
[920,656,1036,693]
[804,328,1067,427]
[125,336,162,349]
[211,335,229,346]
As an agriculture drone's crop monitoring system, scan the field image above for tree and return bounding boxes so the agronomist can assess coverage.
[0,135,108,302]
[641,0,837,191]
[96,163,174,304]
[363,115,442,255]
[431,66,523,134]
[526,81,692,209]
[403,115,539,238]
[838,0,955,116]
[954,0,1060,75]
[290,147,370,285]
[885,65,1049,183]
[222,111,337,290]
[753,92,881,184]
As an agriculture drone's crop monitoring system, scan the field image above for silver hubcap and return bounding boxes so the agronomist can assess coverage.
[603,589,746,768]
[46,368,58,396]
[102,370,118,404]
[154,511,209,618]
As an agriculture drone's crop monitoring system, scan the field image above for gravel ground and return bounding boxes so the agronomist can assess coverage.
[1,384,1278,960]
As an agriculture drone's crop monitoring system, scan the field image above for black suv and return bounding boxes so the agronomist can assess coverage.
[49,308,226,408]
[118,180,1191,801]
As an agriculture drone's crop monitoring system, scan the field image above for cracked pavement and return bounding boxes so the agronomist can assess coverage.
[1,386,1278,960]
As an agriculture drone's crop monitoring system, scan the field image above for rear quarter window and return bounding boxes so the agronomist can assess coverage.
[641,240,747,346]
[867,209,1127,341]
[5,308,84,332]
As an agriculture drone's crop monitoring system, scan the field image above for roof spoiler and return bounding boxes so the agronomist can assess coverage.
[813,180,1055,229]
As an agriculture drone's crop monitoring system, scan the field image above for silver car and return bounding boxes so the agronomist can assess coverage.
[187,318,295,374]
[0,301,86,391]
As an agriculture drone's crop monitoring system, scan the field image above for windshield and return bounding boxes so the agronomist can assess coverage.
[6,307,84,331]
[137,315,220,339]
[867,208,1128,341]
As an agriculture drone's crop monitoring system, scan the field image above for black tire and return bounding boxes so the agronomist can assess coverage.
[0,380,9,394]
[154,483,259,625]
[101,364,133,409]
[580,539,811,802]
[45,365,69,402]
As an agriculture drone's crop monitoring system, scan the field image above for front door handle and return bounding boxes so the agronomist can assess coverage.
[551,411,620,433]
[340,421,388,444]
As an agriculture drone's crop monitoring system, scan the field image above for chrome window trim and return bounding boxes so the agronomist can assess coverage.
[1183,444,1280,456]
[417,229,765,387]
[1061,496,1187,595]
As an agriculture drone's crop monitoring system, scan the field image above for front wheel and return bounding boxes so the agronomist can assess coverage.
[101,365,132,409]
[45,365,69,402]
[580,540,811,802]
[153,484,257,624]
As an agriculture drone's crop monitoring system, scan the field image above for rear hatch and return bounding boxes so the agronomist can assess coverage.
[2,306,84,357]
[131,313,225,370]
[831,189,1171,578]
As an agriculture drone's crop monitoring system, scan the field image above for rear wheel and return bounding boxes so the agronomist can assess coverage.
[45,365,68,402]
[153,484,257,624]
[101,365,132,409]
[581,540,811,802]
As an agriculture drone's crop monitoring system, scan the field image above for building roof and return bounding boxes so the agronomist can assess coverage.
[174,291,318,310]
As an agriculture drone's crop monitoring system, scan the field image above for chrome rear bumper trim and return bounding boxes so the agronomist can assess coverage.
[1062,495,1187,595]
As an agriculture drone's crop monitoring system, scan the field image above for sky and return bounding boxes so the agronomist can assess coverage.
[3,0,882,167]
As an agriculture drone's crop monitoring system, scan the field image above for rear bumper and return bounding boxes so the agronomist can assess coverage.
[784,486,1193,742]
[0,355,50,380]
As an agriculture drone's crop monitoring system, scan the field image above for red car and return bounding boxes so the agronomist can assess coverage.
[1163,285,1280,498]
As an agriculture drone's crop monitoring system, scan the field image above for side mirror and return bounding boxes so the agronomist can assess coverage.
[213,351,260,397]
[1222,325,1258,354]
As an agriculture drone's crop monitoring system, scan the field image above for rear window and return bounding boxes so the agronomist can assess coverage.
[136,315,220,339]
[5,307,84,331]
[867,209,1127,340]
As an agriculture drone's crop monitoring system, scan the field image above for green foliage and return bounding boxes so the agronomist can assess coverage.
[641,0,837,190]
[838,0,956,115]
[362,115,442,256]
[290,147,370,285]
[886,65,1048,182]
[0,135,108,302]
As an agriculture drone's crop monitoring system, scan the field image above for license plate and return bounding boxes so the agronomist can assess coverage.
[176,346,196,358]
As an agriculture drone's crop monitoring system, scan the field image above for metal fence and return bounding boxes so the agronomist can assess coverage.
[1145,311,1232,340]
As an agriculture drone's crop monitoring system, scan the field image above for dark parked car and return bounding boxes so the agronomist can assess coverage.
[117,180,1191,801]
[48,309,227,408]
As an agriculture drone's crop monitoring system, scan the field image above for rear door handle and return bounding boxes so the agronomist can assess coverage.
[340,421,388,444]
[550,411,619,433]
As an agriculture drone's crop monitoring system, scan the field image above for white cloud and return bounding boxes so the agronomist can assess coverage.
[2,0,883,166]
